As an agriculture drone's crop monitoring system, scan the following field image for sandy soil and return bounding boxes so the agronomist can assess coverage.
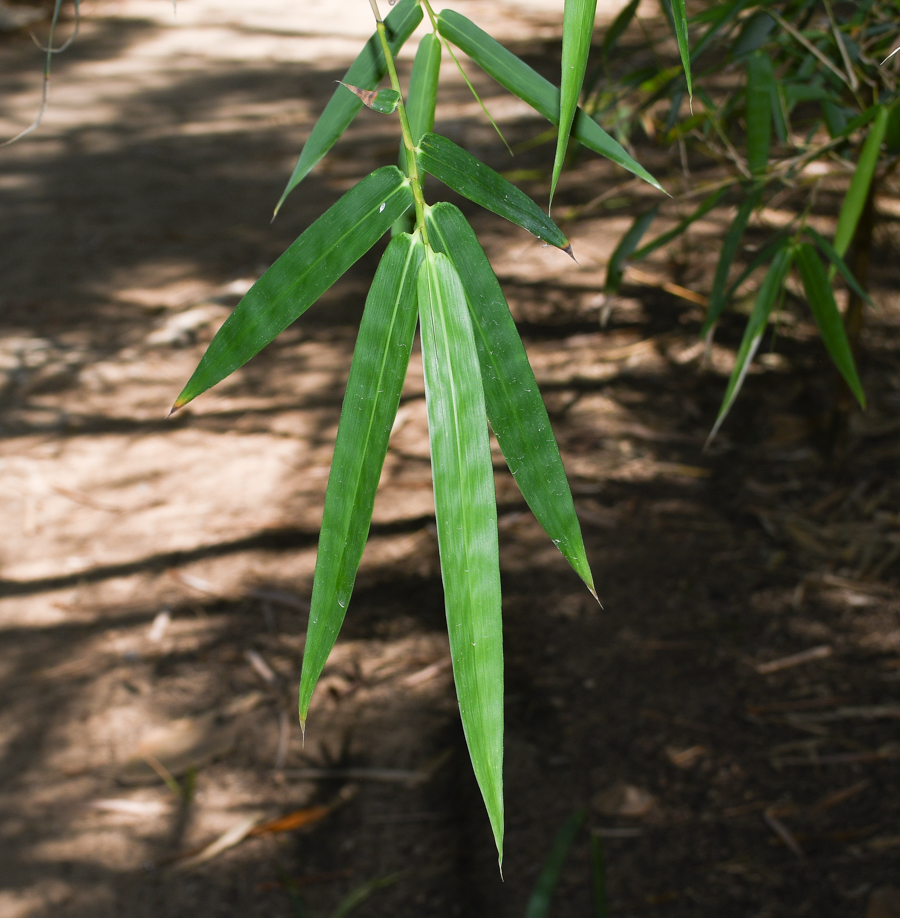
[2,1,900,916]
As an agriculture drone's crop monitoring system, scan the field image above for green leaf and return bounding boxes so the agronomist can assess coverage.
[746,51,773,175]
[708,244,793,443]
[833,104,887,259]
[795,242,865,408]
[426,202,595,596]
[340,84,401,114]
[298,232,423,727]
[722,228,791,307]
[418,246,504,866]
[396,33,442,232]
[605,206,659,294]
[524,811,585,918]
[631,185,728,261]
[600,0,640,60]
[702,184,763,336]
[273,0,422,215]
[802,226,873,308]
[417,132,573,255]
[553,0,599,205]
[436,9,665,193]
[691,0,750,63]
[669,0,693,102]
[406,33,442,145]
[173,166,414,410]
[591,833,608,918]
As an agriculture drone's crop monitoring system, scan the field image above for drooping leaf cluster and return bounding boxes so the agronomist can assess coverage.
[172,0,670,865]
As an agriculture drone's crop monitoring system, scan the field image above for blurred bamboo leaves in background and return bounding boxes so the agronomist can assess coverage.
[599,0,898,439]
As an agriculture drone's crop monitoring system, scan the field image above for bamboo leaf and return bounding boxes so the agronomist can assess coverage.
[436,9,665,193]
[406,33,442,145]
[746,51,773,175]
[173,167,414,410]
[396,33,442,232]
[273,0,422,215]
[669,0,693,101]
[524,811,585,918]
[418,246,504,865]
[600,0,640,60]
[632,186,728,260]
[605,206,659,294]
[691,0,750,64]
[722,228,791,307]
[426,202,595,596]
[708,244,793,443]
[417,132,573,255]
[795,242,865,408]
[803,226,873,307]
[702,184,763,335]
[340,84,401,114]
[833,104,887,259]
[298,232,423,726]
[553,0,599,205]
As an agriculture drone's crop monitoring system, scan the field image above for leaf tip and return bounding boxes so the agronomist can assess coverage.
[563,243,577,263]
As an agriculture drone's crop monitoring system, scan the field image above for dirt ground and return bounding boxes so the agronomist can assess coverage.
[2,1,900,916]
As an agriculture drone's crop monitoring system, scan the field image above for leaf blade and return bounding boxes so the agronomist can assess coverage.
[605,206,659,294]
[273,0,422,215]
[418,246,504,865]
[417,132,571,253]
[669,0,692,101]
[833,104,887,259]
[553,0,599,204]
[795,242,865,408]
[173,166,414,410]
[746,51,773,175]
[708,243,793,443]
[702,184,763,335]
[524,811,586,918]
[426,202,595,596]
[436,9,665,193]
[298,232,424,725]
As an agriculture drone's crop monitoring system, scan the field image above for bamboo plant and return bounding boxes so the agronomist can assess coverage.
[167,0,687,865]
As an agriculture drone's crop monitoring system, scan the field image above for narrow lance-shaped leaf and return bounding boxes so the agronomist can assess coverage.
[173,167,414,410]
[398,31,443,188]
[417,132,573,255]
[436,9,665,193]
[802,225,873,307]
[669,0,692,102]
[418,246,504,865]
[426,202,595,596]
[794,242,865,408]
[395,33,443,236]
[273,0,422,215]
[299,232,424,727]
[605,206,659,294]
[600,0,640,60]
[832,104,887,260]
[340,84,401,114]
[631,185,728,261]
[702,184,763,335]
[553,0,599,205]
[524,811,586,918]
[746,51,773,175]
[708,244,794,444]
